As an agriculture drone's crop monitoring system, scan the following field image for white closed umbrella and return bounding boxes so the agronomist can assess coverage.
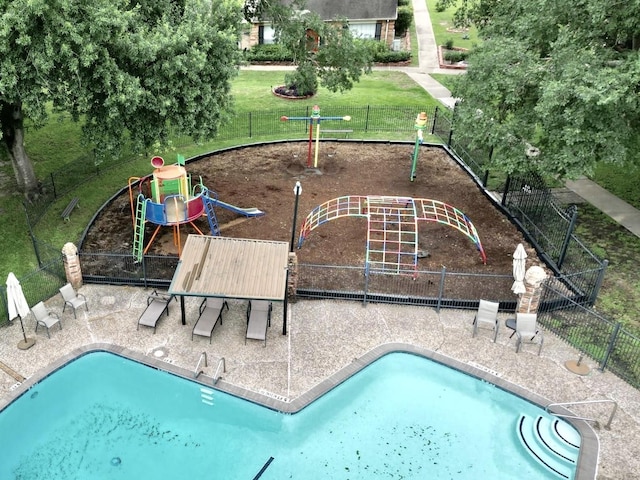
[511,244,528,295]
[6,272,36,349]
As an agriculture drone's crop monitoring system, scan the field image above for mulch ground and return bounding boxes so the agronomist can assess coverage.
[83,142,537,284]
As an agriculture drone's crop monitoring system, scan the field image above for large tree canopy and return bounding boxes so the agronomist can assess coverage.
[0,0,242,197]
[447,0,640,178]
[244,0,372,96]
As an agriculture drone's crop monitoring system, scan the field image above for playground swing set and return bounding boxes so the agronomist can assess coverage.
[128,155,264,261]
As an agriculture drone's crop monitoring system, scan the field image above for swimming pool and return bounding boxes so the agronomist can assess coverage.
[0,351,579,479]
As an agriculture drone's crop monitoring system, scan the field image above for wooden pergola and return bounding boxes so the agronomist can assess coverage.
[168,235,290,333]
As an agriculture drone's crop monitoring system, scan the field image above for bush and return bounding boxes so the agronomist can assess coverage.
[244,44,292,62]
[397,0,411,6]
[374,50,411,63]
[444,38,454,50]
[443,50,469,63]
[395,5,413,36]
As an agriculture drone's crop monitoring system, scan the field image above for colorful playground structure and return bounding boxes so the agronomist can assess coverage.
[297,195,487,275]
[280,105,351,168]
[410,112,429,182]
[128,155,264,260]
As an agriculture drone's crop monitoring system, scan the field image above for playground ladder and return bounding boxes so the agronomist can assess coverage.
[365,196,418,275]
[133,194,148,262]
[202,191,221,236]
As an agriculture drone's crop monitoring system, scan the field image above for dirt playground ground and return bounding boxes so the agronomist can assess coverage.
[82,142,538,283]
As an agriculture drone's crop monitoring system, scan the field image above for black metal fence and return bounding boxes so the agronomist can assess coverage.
[0,257,67,328]
[501,172,607,304]
[296,263,517,310]
[439,113,607,305]
[540,277,640,388]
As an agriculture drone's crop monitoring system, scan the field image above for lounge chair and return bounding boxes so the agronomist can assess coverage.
[515,313,544,355]
[59,283,88,319]
[472,299,499,342]
[137,291,173,333]
[193,297,229,343]
[31,302,62,338]
[245,300,272,347]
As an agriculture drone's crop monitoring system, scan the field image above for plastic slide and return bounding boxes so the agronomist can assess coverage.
[214,200,264,217]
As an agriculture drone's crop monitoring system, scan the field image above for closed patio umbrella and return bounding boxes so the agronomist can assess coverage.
[6,272,35,350]
[511,244,527,295]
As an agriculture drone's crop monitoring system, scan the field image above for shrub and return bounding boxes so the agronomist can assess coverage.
[395,5,413,36]
[397,0,411,6]
[444,38,454,50]
[244,44,292,62]
[443,50,469,63]
[374,50,411,63]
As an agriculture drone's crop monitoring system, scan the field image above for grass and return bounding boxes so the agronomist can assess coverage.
[425,0,480,50]
[2,70,437,278]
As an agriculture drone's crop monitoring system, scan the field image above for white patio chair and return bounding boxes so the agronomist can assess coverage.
[515,313,544,355]
[472,300,500,342]
[59,283,88,319]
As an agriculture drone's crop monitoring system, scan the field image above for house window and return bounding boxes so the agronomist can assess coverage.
[258,25,276,44]
[348,23,377,40]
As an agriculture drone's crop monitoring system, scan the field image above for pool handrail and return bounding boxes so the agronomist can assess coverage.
[213,357,226,385]
[194,351,207,378]
[545,399,618,430]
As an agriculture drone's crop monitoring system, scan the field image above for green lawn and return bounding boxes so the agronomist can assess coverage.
[425,0,480,49]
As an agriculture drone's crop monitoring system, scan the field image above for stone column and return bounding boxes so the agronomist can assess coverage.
[287,252,298,302]
[62,242,83,290]
[517,266,548,313]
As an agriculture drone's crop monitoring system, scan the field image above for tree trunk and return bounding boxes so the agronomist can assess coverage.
[1,101,39,200]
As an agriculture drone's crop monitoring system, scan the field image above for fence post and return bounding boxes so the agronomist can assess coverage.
[431,106,438,135]
[142,255,148,289]
[589,259,609,305]
[365,105,370,132]
[502,175,511,206]
[447,128,453,148]
[436,266,446,313]
[600,322,621,372]
[363,264,370,305]
[557,204,578,269]
[22,202,43,267]
[248,112,252,138]
[51,172,57,198]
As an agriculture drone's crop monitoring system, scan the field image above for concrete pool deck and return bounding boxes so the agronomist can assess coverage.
[1,284,638,479]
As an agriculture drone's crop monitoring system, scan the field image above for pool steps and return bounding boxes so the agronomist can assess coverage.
[517,414,580,479]
[200,387,214,406]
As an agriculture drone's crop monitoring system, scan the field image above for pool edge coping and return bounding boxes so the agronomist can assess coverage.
[2,341,598,480]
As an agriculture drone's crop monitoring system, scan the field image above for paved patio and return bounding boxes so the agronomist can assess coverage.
[1,284,638,479]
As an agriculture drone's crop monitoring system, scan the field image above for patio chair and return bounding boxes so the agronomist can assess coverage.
[515,313,544,355]
[193,297,229,343]
[245,300,272,347]
[31,302,62,338]
[472,300,499,342]
[137,291,173,334]
[59,283,88,319]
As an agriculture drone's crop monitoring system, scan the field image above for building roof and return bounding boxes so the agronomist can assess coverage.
[292,0,397,22]
[168,235,289,301]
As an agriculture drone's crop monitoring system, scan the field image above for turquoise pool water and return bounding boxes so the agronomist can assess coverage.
[0,352,574,479]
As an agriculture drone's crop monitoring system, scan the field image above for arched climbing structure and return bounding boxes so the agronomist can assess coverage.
[297,195,487,275]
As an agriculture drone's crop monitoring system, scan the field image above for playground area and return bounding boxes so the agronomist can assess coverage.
[82,142,536,277]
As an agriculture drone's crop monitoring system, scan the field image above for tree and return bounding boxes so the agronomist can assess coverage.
[449,0,640,178]
[244,0,372,96]
[0,0,242,198]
